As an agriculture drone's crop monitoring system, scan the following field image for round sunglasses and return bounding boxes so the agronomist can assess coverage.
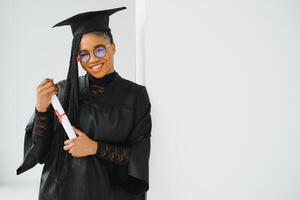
[77,44,112,63]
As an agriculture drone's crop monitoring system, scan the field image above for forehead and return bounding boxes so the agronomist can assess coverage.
[79,32,110,51]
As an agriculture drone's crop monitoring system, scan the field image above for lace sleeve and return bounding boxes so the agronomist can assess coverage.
[95,141,130,166]
[32,107,54,144]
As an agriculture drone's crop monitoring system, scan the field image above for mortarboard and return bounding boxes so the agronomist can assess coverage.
[52,6,127,36]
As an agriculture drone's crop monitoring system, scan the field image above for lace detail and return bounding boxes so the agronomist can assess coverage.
[90,85,105,96]
[96,142,129,165]
[32,108,53,143]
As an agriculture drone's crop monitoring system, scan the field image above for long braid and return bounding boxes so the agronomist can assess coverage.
[53,31,111,198]
[54,33,83,198]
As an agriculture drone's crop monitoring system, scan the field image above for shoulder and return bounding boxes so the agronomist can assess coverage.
[118,76,145,93]
[117,76,150,102]
[117,77,151,110]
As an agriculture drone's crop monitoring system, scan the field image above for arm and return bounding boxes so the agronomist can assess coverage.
[63,127,129,166]
[32,107,54,145]
[32,106,55,164]
[95,86,151,170]
[16,78,58,175]
[94,141,129,166]
[16,106,55,175]
[116,86,152,195]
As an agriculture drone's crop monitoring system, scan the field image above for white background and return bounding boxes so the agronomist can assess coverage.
[146,0,300,199]
[1,0,300,200]
[145,0,300,200]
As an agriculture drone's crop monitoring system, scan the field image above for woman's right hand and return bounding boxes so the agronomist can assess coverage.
[35,78,58,112]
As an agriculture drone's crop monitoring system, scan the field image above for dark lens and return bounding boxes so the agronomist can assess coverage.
[94,46,106,58]
[79,52,90,62]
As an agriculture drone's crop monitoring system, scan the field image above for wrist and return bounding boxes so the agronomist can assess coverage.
[36,105,48,112]
[91,141,98,155]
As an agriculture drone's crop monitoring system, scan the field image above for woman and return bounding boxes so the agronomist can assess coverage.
[16,7,152,200]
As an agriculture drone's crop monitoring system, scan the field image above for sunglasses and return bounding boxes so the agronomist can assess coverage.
[77,44,112,63]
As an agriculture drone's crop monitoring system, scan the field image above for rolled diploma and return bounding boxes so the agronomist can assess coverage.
[51,95,77,139]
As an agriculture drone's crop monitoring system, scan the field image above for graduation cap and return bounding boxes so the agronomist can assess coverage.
[52,6,127,36]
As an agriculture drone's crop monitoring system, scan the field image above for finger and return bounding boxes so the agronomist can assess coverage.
[64,139,73,145]
[42,86,56,94]
[74,128,84,136]
[73,154,79,158]
[38,78,51,88]
[38,81,54,93]
[40,79,54,88]
[71,151,80,158]
[37,80,51,92]
[72,126,78,133]
[72,126,77,131]
[74,129,79,136]
[69,149,74,154]
[48,90,58,98]
[42,81,55,90]
[45,85,57,94]
[63,144,72,151]
[51,85,59,94]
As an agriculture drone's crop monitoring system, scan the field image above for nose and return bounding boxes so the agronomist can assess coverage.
[88,52,100,63]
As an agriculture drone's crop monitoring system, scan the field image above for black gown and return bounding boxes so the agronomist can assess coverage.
[16,70,152,200]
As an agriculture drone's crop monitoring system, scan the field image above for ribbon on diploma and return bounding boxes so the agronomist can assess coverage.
[54,109,66,124]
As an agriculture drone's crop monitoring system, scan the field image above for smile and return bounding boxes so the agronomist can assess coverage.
[90,63,103,72]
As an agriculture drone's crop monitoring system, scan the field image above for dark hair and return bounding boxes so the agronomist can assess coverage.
[54,30,115,188]
[54,32,83,191]
[92,31,114,44]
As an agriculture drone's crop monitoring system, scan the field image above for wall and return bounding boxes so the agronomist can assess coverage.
[145,1,300,199]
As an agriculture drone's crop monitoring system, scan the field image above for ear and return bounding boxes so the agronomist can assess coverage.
[112,43,116,55]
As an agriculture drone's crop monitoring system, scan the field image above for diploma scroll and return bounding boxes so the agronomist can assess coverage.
[51,95,77,139]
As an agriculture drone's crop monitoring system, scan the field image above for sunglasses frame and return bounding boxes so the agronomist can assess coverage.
[77,43,112,63]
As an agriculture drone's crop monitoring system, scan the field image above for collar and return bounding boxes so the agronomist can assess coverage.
[87,70,118,87]
[79,71,121,98]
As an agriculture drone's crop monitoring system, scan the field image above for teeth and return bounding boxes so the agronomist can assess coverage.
[91,64,103,71]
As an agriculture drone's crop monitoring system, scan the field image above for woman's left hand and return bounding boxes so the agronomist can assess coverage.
[63,127,98,157]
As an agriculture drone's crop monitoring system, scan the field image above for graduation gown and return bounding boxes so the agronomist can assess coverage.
[16,71,152,200]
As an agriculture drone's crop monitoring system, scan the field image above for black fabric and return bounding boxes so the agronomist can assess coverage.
[88,70,117,86]
[31,107,55,165]
[16,71,152,200]
[95,141,129,166]
[52,7,127,36]
[88,70,130,166]
[16,108,55,174]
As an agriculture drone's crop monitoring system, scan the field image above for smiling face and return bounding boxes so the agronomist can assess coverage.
[78,32,116,78]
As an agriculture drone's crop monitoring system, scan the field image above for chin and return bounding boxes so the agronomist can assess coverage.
[87,67,113,79]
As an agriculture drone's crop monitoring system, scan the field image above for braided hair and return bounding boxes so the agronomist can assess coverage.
[53,32,83,195]
[53,30,114,196]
